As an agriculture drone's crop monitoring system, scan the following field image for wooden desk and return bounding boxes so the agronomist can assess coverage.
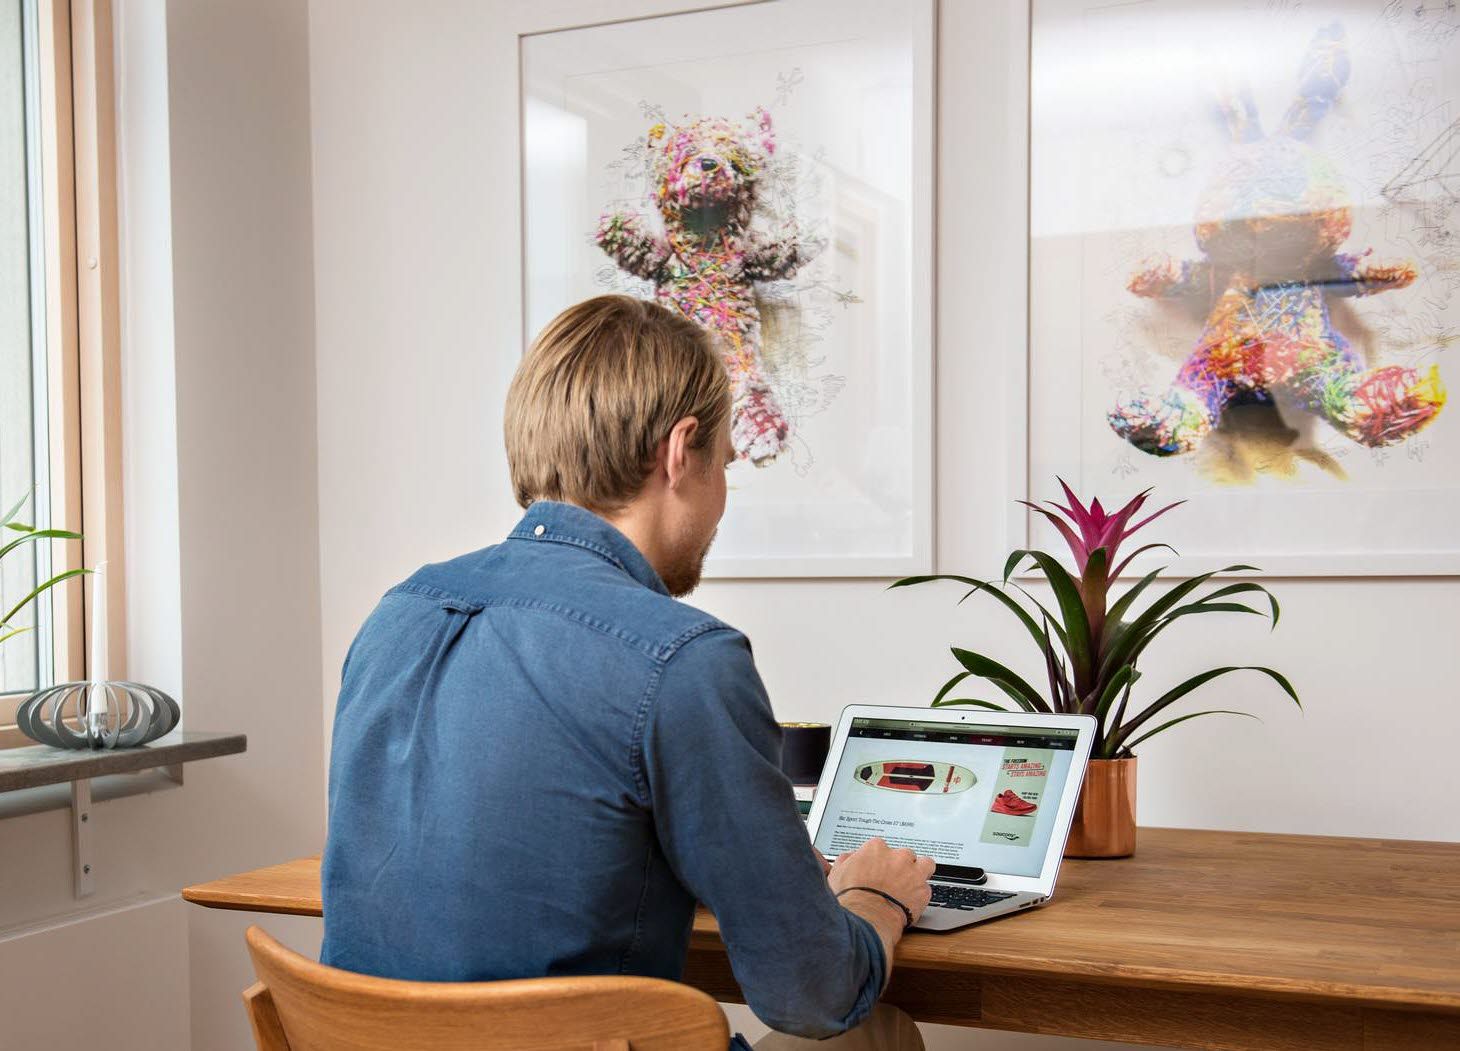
[184,828,1460,1050]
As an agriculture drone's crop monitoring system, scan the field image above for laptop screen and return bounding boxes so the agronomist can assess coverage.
[811,716,1081,878]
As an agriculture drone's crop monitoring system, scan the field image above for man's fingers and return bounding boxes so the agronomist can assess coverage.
[916,855,937,878]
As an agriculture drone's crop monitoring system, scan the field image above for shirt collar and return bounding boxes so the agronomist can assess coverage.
[507,501,670,597]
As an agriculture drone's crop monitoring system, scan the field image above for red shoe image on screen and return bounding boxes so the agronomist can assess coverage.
[990,789,1038,816]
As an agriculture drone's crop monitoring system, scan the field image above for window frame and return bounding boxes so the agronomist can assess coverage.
[0,0,125,749]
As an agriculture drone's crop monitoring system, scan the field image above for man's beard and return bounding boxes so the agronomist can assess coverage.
[664,528,718,598]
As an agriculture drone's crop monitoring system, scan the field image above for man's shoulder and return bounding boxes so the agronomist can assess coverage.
[387,541,740,664]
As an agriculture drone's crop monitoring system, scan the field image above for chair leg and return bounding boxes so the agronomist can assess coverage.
[244,981,292,1051]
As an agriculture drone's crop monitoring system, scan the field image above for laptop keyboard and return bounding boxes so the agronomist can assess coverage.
[928,884,1017,910]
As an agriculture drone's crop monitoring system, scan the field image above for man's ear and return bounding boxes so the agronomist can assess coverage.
[663,415,702,491]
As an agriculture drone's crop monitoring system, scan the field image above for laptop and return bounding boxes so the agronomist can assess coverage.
[804,705,1097,932]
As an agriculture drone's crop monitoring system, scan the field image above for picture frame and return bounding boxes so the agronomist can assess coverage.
[1024,0,1460,577]
[520,0,936,578]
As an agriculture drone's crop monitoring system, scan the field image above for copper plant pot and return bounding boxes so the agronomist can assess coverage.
[1065,757,1137,859]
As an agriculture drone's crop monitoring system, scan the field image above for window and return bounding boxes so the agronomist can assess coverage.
[0,0,123,748]
[0,0,48,700]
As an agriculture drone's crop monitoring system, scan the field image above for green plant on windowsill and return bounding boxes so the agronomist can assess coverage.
[0,489,86,664]
[891,480,1299,760]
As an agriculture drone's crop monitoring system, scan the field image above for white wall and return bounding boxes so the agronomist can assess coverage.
[0,2,326,1049]
[308,1,1460,1048]
[0,896,191,1049]
[165,0,327,1045]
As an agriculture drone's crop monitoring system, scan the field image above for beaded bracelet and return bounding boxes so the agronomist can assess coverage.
[835,885,913,930]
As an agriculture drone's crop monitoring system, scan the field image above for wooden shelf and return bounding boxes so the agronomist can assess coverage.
[0,731,246,793]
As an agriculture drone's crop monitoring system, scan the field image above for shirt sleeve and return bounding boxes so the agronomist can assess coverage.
[640,627,886,1039]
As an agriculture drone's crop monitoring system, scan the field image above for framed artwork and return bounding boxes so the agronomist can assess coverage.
[521,0,934,577]
[1029,0,1459,575]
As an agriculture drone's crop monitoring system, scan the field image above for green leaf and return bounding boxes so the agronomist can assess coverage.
[1110,542,1179,578]
[991,681,1042,713]
[931,671,973,706]
[0,567,89,628]
[1001,548,1081,671]
[0,528,83,562]
[888,573,983,590]
[932,698,1012,711]
[1002,550,1030,583]
[1093,665,1139,722]
[1101,675,1138,758]
[1040,617,1074,713]
[1102,567,1165,642]
[1004,579,1068,652]
[0,489,33,528]
[889,572,1054,658]
[1099,564,1259,681]
[1113,664,1300,751]
[951,647,1051,714]
[5,521,34,533]
[1194,581,1280,627]
[1122,710,1260,754]
[0,626,32,646]
[1017,550,1094,691]
[956,582,1050,652]
[1159,601,1265,625]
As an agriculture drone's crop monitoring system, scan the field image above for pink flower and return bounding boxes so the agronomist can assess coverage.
[1021,480,1183,641]
[1022,479,1181,580]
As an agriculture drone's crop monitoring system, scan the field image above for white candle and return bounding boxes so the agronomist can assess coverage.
[89,561,108,684]
[85,563,111,742]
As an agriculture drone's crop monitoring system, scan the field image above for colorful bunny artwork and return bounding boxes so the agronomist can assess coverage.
[596,108,818,465]
[1109,23,1446,460]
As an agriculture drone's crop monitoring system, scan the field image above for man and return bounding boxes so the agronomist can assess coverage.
[322,295,933,1049]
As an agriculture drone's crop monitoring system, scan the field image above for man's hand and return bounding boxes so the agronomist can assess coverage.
[827,838,935,984]
[828,839,935,988]
[829,838,935,923]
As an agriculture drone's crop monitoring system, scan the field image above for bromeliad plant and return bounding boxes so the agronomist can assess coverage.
[892,481,1299,759]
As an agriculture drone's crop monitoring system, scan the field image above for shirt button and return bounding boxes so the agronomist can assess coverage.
[533,524,545,537]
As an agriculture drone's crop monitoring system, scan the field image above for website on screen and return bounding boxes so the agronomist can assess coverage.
[812,718,1079,878]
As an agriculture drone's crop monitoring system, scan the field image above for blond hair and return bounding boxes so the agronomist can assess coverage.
[505,295,730,512]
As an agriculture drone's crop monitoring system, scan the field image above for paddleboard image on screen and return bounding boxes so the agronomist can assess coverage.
[854,760,976,795]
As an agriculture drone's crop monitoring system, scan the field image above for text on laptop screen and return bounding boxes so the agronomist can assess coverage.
[812,717,1079,878]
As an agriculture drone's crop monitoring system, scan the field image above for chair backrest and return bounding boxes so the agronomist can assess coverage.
[242,925,730,1051]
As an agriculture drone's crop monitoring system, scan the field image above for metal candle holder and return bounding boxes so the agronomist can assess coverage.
[16,681,180,749]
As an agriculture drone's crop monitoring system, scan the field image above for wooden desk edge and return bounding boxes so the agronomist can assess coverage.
[183,844,1460,1020]
[182,854,323,917]
[687,923,1460,1016]
[181,889,323,917]
[179,872,1460,1018]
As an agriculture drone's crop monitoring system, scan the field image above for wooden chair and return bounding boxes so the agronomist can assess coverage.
[242,925,730,1051]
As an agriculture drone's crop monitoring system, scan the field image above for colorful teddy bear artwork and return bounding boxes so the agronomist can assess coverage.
[1109,22,1446,462]
[596,108,818,465]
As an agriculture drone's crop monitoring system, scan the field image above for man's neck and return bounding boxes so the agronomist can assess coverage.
[585,502,671,586]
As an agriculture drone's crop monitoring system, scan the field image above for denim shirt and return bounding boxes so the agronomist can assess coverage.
[321,502,885,1045]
